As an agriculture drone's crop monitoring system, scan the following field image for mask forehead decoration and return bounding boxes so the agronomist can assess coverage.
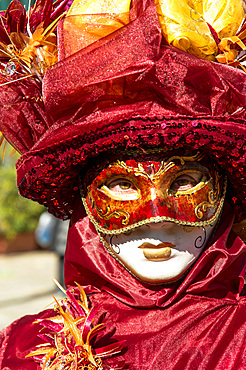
[82,151,227,234]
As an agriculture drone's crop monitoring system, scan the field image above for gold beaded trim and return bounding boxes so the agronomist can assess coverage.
[82,176,227,235]
[24,96,43,102]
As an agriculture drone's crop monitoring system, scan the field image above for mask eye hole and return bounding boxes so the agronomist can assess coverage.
[170,172,203,191]
[107,178,136,193]
[99,177,140,200]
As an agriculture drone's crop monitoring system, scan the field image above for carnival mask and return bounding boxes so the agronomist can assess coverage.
[82,150,226,283]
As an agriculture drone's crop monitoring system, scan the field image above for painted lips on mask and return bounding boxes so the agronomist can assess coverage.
[102,222,217,282]
[138,242,176,261]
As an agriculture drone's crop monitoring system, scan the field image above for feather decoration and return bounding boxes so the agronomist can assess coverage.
[27,282,126,369]
[0,132,7,162]
[0,0,68,81]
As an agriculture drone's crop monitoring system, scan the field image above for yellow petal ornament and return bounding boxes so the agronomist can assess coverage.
[155,0,245,61]
[66,0,131,16]
[62,0,131,58]
[202,0,244,39]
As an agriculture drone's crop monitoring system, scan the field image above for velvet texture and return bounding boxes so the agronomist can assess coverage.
[1,199,245,369]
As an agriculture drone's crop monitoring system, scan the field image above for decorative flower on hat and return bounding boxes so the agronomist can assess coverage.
[0,0,69,151]
[0,0,246,74]
[27,281,126,369]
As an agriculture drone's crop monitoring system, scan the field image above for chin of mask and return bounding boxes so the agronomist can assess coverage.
[102,221,216,283]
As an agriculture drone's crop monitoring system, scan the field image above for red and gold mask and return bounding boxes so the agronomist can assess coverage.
[82,151,226,234]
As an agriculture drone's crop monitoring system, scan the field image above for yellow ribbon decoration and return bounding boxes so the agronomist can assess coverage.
[216,36,246,64]
[155,0,245,61]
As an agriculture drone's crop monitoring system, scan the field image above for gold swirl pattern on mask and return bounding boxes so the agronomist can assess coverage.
[110,160,175,182]
[110,151,204,183]
[167,151,204,166]
[195,192,218,219]
[93,204,130,225]
[195,173,225,219]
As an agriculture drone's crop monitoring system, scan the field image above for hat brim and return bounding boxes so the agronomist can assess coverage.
[17,109,246,222]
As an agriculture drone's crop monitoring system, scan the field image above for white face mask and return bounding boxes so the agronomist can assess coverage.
[103,221,217,283]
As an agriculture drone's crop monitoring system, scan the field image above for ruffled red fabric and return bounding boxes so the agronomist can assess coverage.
[0,310,56,370]
[0,77,50,154]
[0,199,246,369]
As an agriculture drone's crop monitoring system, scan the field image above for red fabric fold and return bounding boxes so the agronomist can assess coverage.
[0,77,50,154]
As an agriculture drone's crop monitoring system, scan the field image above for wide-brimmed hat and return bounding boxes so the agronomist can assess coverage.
[0,0,246,224]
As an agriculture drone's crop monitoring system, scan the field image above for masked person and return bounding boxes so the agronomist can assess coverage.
[81,149,225,283]
[0,0,246,369]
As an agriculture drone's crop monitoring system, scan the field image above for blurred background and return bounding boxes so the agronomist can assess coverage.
[1,0,34,8]
[0,140,69,329]
[0,0,70,318]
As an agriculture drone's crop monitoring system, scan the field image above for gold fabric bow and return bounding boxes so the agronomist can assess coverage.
[155,0,245,61]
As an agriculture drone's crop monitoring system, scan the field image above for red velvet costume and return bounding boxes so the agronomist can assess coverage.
[0,0,246,368]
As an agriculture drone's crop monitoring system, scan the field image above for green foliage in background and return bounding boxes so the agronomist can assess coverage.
[1,0,35,11]
[0,0,50,238]
[0,145,44,239]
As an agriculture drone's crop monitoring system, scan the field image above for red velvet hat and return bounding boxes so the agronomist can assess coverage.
[0,0,246,225]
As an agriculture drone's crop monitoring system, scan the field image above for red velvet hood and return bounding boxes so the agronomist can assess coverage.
[64,198,246,307]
